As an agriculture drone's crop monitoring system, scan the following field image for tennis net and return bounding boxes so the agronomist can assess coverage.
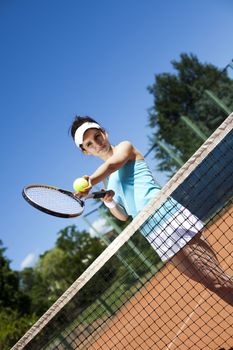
[12,113,233,350]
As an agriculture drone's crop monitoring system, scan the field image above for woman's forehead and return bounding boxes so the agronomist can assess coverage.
[83,128,102,141]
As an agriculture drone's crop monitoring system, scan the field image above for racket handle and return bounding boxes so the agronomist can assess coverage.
[87,191,107,199]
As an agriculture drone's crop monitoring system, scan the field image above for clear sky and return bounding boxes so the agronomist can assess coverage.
[1,0,232,270]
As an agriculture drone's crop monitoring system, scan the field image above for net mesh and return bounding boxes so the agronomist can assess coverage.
[13,114,233,350]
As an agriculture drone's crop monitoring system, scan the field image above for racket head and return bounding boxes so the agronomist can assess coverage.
[22,184,85,218]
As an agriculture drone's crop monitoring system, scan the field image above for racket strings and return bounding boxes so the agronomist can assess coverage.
[25,187,84,215]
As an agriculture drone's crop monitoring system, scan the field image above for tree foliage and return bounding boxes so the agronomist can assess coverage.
[0,309,37,350]
[0,240,31,315]
[0,241,33,349]
[0,225,117,348]
[147,53,233,175]
[19,226,111,315]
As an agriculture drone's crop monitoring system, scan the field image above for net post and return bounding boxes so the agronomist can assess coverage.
[205,89,232,115]
[180,115,208,141]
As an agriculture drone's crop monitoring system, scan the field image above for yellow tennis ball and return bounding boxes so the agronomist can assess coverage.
[73,178,89,192]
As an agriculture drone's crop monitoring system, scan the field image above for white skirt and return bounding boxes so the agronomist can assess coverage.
[143,206,204,262]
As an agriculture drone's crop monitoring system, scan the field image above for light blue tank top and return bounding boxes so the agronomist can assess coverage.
[107,160,182,224]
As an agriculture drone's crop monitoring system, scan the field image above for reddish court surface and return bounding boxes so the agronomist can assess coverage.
[87,206,233,350]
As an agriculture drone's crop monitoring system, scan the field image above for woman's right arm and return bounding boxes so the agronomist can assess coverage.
[109,204,129,221]
[102,190,128,221]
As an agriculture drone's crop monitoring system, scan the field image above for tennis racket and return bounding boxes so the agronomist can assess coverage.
[22,184,107,218]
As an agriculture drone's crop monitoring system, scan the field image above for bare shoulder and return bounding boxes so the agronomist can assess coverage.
[114,141,134,153]
[117,140,134,149]
[114,141,144,160]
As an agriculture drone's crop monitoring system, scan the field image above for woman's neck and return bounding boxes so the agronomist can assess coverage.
[99,144,114,161]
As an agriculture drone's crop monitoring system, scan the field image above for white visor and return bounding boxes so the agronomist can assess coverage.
[74,122,101,148]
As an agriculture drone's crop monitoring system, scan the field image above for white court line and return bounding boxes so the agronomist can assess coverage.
[167,292,207,350]
[167,249,233,350]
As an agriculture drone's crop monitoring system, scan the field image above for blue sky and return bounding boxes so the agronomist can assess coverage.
[1,0,232,270]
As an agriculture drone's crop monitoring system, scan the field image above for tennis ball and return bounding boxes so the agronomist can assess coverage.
[73,178,89,192]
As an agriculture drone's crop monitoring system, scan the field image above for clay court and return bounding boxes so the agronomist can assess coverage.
[87,206,233,350]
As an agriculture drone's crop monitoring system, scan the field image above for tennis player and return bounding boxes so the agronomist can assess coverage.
[70,116,233,305]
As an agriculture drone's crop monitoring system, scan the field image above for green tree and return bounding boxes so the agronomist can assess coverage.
[54,225,119,307]
[19,226,107,316]
[0,241,36,349]
[0,309,37,350]
[35,247,68,301]
[147,53,233,175]
[20,226,118,314]
[55,225,106,280]
[20,265,59,316]
[0,240,30,315]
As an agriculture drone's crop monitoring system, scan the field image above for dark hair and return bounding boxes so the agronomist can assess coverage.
[69,116,99,140]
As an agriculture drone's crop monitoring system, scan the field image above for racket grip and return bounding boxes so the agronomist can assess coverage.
[89,191,107,199]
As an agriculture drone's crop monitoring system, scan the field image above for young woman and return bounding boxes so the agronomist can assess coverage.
[70,116,233,305]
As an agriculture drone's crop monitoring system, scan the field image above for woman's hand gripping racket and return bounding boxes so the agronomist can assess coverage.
[22,184,107,218]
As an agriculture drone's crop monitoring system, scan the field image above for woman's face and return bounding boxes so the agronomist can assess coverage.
[82,128,111,156]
